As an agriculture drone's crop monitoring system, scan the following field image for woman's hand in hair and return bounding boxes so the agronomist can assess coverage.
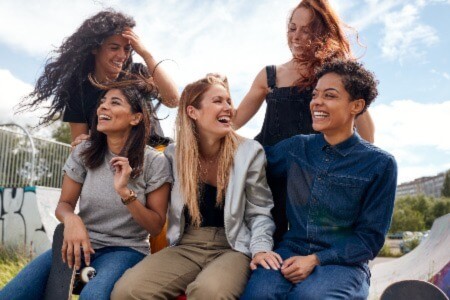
[250,251,283,271]
[122,27,148,59]
[111,156,133,198]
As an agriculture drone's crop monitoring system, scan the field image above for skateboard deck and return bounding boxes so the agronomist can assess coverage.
[380,280,448,300]
[44,223,76,300]
[44,223,96,300]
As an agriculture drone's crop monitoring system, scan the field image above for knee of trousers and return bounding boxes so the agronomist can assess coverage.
[111,276,139,300]
[111,275,169,300]
[187,278,239,299]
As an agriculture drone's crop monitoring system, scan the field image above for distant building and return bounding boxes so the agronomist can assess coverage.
[396,171,447,198]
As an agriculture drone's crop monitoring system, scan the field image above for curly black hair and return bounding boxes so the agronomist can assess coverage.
[19,9,138,126]
[316,59,378,115]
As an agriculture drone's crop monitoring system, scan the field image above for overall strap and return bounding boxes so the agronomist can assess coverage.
[265,65,277,89]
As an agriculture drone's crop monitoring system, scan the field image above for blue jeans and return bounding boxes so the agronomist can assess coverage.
[0,246,145,300]
[241,246,369,300]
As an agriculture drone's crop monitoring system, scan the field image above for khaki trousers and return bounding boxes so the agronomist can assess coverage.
[111,227,251,300]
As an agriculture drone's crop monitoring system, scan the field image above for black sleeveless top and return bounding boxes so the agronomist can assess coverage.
[255,65,315,146]
[62,63,171,147]
[185,183,225,228]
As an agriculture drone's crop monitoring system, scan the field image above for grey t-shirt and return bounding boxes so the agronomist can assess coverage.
[63,141,172,255]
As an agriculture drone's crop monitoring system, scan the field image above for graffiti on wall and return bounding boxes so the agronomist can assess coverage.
[0,187,51,255]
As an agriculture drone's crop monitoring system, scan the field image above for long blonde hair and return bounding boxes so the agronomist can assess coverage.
[175,75,241,227]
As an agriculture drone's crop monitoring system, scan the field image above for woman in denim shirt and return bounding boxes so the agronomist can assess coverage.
[233,0,376,244]
[241,60,397,299]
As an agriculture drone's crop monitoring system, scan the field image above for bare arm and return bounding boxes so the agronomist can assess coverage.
[55,175,94,269]
[355,110,375,143]
[233,68,268,129]
[122,28,180,108]
[122,183,170,236]
[69,123,89,142]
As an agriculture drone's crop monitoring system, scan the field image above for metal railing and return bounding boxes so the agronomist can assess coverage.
[0,125,70,188]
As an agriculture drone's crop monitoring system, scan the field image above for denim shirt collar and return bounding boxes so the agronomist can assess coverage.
[319,132,361,157]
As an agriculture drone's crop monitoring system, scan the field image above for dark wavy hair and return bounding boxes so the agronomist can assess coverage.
[316,59,378,116]
[288,0,356,90]
[19,9,139,126]
[81,75,155,178]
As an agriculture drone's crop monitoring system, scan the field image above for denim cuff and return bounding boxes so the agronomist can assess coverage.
[316,249,339,265]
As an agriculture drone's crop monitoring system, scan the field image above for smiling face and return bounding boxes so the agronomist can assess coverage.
[96,89,141,136]
[288,7,313,58]
[187,84,233,139]
[310,72,365,144]
[92,34,132,81]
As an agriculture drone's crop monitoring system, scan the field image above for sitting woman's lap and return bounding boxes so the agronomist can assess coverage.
[0,246,144,300]
[112,227,251,300]
[79,247,145,300]
[241,245,369,300]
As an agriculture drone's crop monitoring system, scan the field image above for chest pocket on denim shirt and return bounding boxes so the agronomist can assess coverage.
[326,175,369,219]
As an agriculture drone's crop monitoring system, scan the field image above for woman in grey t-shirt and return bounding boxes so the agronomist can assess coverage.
[0,78,172,300]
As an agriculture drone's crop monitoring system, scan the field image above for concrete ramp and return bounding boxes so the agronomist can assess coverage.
[370,213,450,298]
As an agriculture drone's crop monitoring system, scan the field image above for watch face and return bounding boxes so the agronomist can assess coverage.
[122,189,137,205]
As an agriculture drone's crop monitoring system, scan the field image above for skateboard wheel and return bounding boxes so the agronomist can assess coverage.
[80,266,96,283]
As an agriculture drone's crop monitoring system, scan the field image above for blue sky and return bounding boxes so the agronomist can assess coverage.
[0,0,449,184]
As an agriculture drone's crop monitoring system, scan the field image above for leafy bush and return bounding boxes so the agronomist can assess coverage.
[389,196,450,233]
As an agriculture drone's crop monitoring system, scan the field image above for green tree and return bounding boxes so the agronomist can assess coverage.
[389,206,426,233]
[442,171,450,197]
[431,198,450,222]
[51,122,71,144]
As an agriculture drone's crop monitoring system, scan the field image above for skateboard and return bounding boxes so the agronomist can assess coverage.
[43,223,96,300]
[380,280,448,300]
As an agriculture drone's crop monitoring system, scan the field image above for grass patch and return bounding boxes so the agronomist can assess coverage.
[0,245,33,289]
[0,246,79,299]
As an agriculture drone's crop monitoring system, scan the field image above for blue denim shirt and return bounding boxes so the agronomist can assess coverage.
[265,133,397,266]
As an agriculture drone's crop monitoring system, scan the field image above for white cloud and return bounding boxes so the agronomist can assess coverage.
[431,69,450,80]
[0,69,36,125]
[372,100,450,183]
[338,0,440,62]
[380,3,438,61]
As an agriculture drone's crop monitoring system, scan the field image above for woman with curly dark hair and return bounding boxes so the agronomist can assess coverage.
[233,0,375,245]
[20,9,179,147]
[1,76,172,300]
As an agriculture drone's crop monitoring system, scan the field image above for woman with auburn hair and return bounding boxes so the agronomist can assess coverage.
[233,0,375,244]
[112,74,278,299]
[19,9,179,147]
[1,77,172,300]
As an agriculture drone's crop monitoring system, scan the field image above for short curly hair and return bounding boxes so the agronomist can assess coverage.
[316,59,378,115]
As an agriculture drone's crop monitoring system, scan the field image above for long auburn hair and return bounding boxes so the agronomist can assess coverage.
[289,0,355,89]
[175,75,241,227]
[81,75,156,178]
[18,9,145,126]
